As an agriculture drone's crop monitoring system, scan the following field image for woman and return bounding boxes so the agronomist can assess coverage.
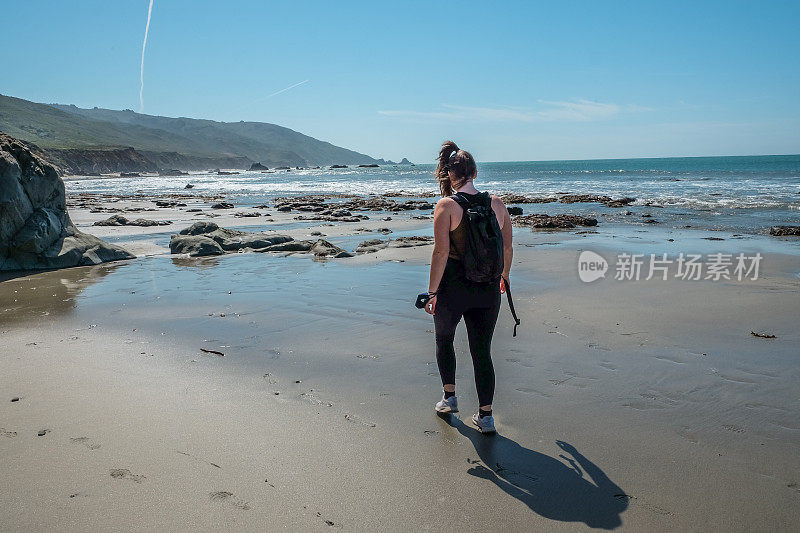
[424,140,513,434]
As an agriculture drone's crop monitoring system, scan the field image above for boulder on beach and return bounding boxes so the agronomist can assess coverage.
[770,225,800,236]
[93,214,171,227]
[512,213,598,229]
[0,132,134,271]
[169,234,225,256]
[507,206,523,216]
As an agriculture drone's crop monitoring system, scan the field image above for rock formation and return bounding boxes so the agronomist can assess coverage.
[770,225,800,236]
[0,132,134,271]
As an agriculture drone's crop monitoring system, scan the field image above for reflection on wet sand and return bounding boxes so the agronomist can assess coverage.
[0,264,122,325]
[170,256,222,269]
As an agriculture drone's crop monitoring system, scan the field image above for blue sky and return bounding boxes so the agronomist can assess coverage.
[2,1,799,162]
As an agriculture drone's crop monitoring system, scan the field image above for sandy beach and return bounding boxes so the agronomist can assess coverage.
[1,190,799,531]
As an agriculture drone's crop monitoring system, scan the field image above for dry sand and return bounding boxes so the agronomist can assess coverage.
[1,194,799,531]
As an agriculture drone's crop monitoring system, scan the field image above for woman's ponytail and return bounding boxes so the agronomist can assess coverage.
[435,140,460,196]
[434,140,477,197]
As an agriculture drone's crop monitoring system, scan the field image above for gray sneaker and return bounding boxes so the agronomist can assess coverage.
[435,394,458,413]
[472,413,496,433]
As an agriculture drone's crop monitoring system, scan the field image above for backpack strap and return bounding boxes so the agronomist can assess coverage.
[502,276,521,337]
[449,192,470,210]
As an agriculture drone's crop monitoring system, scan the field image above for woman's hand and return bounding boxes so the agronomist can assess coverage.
[425,294,437,315]
[500,277,507,294]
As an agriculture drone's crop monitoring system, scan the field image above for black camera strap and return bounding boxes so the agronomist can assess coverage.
[502,276,521,337]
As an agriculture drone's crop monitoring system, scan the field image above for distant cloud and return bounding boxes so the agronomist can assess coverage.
[379,100,650,123]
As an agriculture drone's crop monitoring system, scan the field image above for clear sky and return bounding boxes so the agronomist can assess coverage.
[3,0,799,163]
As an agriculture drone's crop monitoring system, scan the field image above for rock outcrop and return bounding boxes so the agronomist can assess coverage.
[169,221,353,259]
[770,225,800,236]
[93,214,172,227]
[0,132,134,271]
[512,213,598,229]
[249,162,269,171]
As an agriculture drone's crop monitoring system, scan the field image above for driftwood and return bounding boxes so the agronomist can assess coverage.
[750,331,776,339]
[200,348,225,356]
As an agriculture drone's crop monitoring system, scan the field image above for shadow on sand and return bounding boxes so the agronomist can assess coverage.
[440,415,628,530]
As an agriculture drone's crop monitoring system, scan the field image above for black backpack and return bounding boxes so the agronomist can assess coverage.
[450,191,521,336]
[450,191,504,283]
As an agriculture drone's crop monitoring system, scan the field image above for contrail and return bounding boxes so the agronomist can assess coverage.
[266,79,309,99]
[139,0,154,112]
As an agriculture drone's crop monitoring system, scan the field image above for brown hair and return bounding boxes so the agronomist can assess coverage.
[435,140,476,196]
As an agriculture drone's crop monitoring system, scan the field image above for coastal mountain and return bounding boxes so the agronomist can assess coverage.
[0,94,385,174]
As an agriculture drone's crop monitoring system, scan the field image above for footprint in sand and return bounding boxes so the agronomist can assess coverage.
[110,469,146,483]
[343,413,376,428]
[599,361,617,371]
[653,354,686,364]
[677,426,699,443]
[71,437,101,450]
[1,428,18,438]
[722,424,746,434]
[514,387,551,398]
[209,491,251,510]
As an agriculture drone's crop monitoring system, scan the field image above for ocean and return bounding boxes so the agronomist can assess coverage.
[65,154,800,235]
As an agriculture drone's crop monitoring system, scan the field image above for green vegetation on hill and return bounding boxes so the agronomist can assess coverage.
[0,94,380,167]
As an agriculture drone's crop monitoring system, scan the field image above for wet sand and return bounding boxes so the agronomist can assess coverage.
[1,194,799,531]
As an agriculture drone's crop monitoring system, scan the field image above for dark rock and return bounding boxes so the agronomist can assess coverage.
[770,225,800,236]
[94,214,171,227]
[120,172,140,177]
[500,194,557,204]
[158,169,188,176]
[330,165,348,169]
[94,214,128,226]
[391,236,434,247]
[507,206,523,216]
[309,239,353,258]
[180,221,219,235]
[155,200,185,208]
[233,211,262,218]
[399,158,412,165]
[604,197,636,208]
[512,214,598,229]
[559,194,612,204]
[260,241,314,252]
[355,239,389,254]
[358,164,379,168]
[249,162,269,171]
[217,171,239,175]
[0,132,134,271]
[184,183,194,189]
[211,202,234,209]
[177,221,292,251]
[169,234,225,256]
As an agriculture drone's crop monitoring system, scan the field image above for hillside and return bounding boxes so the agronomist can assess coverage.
[0,94,382,173]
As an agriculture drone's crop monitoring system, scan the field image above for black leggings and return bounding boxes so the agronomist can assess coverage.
[434,277,501,407]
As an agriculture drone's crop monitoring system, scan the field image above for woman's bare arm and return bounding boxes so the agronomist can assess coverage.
[428,198,452,294]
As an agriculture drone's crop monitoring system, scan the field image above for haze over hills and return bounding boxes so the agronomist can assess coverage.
[0,94,397,174]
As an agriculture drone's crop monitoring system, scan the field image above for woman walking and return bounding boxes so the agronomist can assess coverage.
[424,141,513,434]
